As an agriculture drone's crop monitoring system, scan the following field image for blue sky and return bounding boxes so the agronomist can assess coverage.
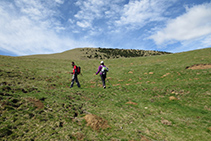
[0,0,211,56]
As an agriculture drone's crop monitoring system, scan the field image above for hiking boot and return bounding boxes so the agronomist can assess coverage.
[103,86,106,89]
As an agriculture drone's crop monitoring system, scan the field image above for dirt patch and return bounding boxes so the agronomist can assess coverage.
[74,133,84,140]
[161,119,172,126]
[186,64,211,70]
[113,84,121,86]
[161,73,170,78]
[208,127,211,132]
[141,135,150,141]
[27,98,44,110]
[126,101,138,105]
[84,114,110,131]
[128,71,133,74]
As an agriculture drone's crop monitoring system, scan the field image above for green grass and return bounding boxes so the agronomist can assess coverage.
[0,48,211,140]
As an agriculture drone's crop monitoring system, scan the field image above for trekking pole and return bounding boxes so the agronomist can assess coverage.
[94,74,99,87]
[95,78,98,87]
[106,79,113,88]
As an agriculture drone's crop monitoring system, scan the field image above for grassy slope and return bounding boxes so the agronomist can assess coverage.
[0,48,211,140]
[22,48,90,60]
[22,47,171,60]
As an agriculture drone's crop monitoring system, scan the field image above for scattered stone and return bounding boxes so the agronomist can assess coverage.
[169,96,178,101]
[128,71,133,74]
[161,119,172,126]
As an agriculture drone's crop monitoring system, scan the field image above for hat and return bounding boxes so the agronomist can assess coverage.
[100,61,104,64]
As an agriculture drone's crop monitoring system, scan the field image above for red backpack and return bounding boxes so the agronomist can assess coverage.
[76,66,81,74]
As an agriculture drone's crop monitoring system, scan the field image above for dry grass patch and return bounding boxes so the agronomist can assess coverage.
[186,64,211,70]
[113,84,121,86]
[161,119,172,126]
[140,135,151,141]
[208,127,211,132]
[84,114,110,131]
[126,101,138,105]
[26,98,44,110]
[161,73,170,78]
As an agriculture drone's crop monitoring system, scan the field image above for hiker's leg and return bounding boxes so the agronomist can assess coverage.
[104,75,106,88]
[70,74,75,87]
[103,74,106,86]
[101,75,106,88]
[75,74,81,88]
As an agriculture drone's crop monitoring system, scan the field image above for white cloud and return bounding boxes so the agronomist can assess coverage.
[55,0,64,4]
[201,35,211,47]
[0,0,94,56]
[15,0,47,20]
[76,21,92,28]
[169,34,211,53]
[150,3,211,44]
[1,0,210,56]
[14,0,65,30]
[115,0,175,29]
[74,0,124,29]
[74,0,105,22]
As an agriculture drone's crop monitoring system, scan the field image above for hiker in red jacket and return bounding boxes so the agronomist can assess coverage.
[96,61,108,89]
[70,62,80,88]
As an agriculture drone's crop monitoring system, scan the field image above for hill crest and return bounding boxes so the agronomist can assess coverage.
[21,47,171,60]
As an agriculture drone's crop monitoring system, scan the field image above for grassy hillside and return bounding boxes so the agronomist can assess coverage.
[22,47,171,60]
[0,48,211,140]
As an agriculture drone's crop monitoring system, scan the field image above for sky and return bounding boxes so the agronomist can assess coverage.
[0,0,211,56]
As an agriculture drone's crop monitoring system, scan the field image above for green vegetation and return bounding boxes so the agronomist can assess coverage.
[98,47,171,58]
[82,47,171,59]
[0,48,211,140]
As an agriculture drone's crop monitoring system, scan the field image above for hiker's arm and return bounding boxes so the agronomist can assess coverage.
[71,68,73,74]
[96,66,101,75]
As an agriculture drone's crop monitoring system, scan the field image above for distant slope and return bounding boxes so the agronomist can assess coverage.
[21,47,171,60]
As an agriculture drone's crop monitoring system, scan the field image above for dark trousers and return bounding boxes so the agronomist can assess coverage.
[70,74,80,88]
[100,74,106,87]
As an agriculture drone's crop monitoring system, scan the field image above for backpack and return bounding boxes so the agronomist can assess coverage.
[101,65,108,75]
[76,66,81,74]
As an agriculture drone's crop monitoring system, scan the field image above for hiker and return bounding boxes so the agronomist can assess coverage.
[70,62,81,88]
[96,61,109,89]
